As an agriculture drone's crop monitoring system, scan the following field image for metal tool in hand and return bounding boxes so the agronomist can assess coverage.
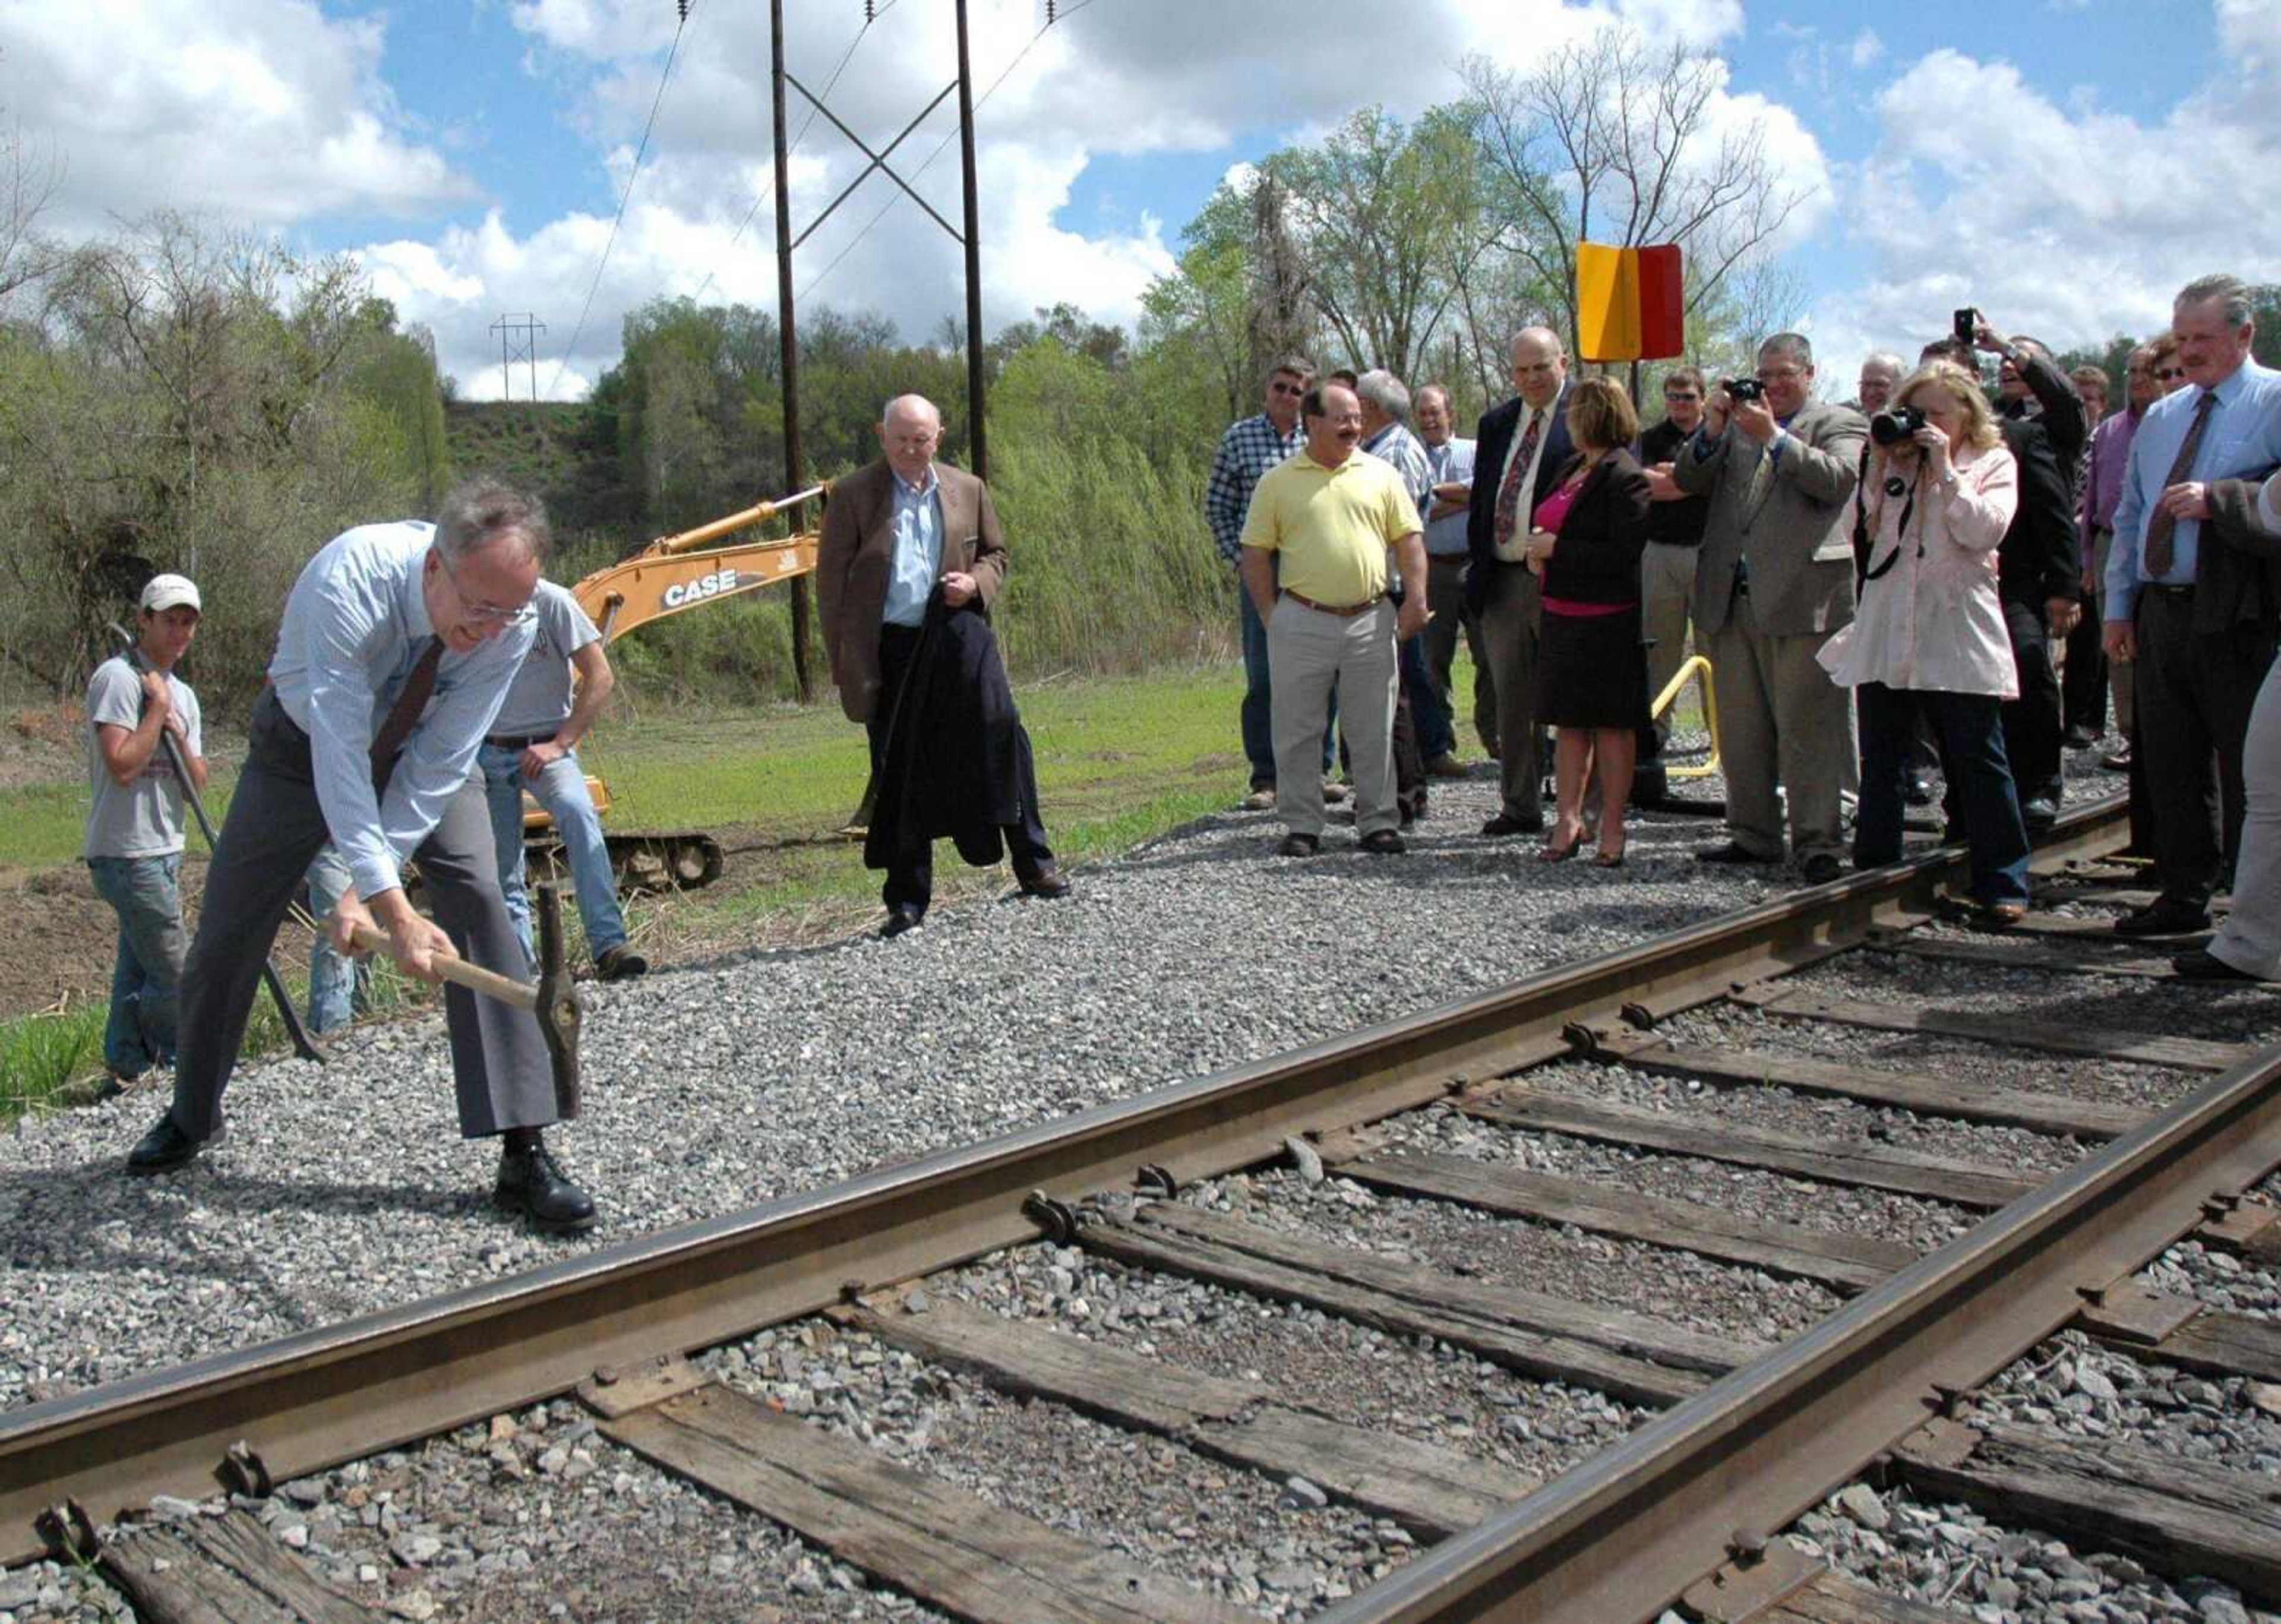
[106,622,327,1064]
[329,881,585,1114]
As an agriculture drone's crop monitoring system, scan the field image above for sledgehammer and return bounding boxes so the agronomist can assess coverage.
[331,881,585,1116]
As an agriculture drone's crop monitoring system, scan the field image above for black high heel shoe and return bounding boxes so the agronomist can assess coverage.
[1538,830,1584,862]
[1593,836,1628,868]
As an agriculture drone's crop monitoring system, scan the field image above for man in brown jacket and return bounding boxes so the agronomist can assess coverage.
[817,393,1068,936]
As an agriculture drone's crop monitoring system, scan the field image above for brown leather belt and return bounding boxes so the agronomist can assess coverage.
[1282,589,1383,618]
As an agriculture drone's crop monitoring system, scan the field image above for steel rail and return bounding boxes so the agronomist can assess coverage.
[1318,862,2281,1623]
[0,800,2128,1566]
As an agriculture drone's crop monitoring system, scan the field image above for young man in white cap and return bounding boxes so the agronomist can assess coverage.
[84,573,207,1088]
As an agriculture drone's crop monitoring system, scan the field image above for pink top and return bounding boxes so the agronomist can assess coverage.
[1536,469,1632,618]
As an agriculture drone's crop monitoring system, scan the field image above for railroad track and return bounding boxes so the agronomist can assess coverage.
[10,789,2281,1623]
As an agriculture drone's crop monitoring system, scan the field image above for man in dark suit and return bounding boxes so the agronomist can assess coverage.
[1465,326,1574,836]
[1675,333,1865,883]
[816,393,1068,936]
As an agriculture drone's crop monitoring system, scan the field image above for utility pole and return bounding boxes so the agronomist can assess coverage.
[769,0,813,702]
[489,312,546,402]
[770,1,1002,479]
[955,0,986,478]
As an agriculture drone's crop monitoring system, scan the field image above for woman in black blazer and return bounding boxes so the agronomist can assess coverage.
[1522,376,1655,865]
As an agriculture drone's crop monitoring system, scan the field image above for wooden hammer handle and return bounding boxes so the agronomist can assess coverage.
[337,918,537,1012]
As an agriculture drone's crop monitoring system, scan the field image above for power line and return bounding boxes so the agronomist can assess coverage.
[693,9,874,304]
[796,14,1056,305]
[546,1,693,399]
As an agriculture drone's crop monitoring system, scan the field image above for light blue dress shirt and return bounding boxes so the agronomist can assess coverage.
[882,466,944,627]
[1420,436,1477,557]
[2106,358,2281,620]
[268,522,536,901]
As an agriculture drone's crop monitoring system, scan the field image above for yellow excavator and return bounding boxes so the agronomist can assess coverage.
[516,484,828,893]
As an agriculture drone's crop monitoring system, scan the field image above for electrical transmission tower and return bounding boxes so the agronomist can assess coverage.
[490,312,547,402]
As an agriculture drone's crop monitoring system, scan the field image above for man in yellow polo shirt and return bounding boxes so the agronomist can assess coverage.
[1240,381,1427,856]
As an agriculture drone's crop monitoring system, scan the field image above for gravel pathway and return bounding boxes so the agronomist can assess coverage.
[4,770,1792,1412]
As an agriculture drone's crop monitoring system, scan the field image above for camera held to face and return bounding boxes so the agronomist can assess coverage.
[1869,405,1926,448]
[1723,378,1765,405]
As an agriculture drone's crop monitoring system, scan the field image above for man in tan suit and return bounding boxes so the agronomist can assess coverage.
[1675,333,1865,883]
[817,394,1067,935]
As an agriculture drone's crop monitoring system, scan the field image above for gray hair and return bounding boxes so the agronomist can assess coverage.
[1416,383,1452,412]
[1510,325,1565,358]
[2176,273,2253,328]
[880,393,942,429]
[1354,368,1411,422]
[1268,355,1316,384]
[1759,332,1815,368]
[1859,351,1904,378]
[435,477,549,568]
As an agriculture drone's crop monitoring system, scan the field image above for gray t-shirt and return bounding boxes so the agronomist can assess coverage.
[84,656,203,860]
[488,581,602,738]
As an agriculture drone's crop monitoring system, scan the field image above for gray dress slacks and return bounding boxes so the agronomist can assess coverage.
[2212,652,2281,978]
[1478,561,1544,820]
[167,688,561,1142]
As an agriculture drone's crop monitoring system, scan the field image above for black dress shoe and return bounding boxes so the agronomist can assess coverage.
[1016,863,1072,898]
[1277,832,1320,858]
[1902,774,1935,807]
[2062,725,2100,750]
[593,944,648,982]
[2021,795,2059,831]
[1696,841,1777,864]
[1799,852,1844,886]
[2114,902,2212,937]
[494,1138,598,1234]
[1359,828,1405,855]
[1480,811,1544,838]
[125,1113,211,1176]
[2173,947,2260,982]
[880,903,925,938]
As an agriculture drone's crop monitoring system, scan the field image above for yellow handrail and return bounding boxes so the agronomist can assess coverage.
[1651,653,1721,781]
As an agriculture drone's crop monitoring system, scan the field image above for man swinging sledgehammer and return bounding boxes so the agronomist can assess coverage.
[125,478,599,1234]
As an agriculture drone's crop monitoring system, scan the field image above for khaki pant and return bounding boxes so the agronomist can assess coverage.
[1269,597,1399,838]
[1641,540,1699,746]
[1478,563,1543,820]
[1702,596,1857,861]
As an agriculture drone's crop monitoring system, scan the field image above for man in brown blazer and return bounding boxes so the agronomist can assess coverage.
[817,393,1067,935]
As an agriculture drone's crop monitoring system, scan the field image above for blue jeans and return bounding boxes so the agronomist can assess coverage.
[1856,683,2029,906]
[1239,571,1335,789]
[88,853,185,1078]
[303,846,366,1034]
[1402,623,1453,760]
[479,743,627,966]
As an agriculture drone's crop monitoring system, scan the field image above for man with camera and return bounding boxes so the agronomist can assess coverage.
[1675,334,1865,883]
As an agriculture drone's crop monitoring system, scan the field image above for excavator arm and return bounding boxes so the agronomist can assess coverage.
[571,484,828,646]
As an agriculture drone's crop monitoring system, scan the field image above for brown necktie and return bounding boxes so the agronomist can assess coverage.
[1491,409,1541,552]
[2143,390,2218,579]
[369,635,443,792]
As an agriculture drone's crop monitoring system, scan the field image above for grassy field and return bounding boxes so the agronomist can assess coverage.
[0,660,1292,1119]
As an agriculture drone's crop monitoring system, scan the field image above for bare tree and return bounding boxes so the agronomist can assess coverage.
[1464,29,1813,358]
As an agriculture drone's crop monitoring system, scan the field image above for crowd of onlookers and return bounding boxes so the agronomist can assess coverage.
[1210,272,2281,977]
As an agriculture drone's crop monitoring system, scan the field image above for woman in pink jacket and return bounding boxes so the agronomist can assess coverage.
[1819,361,2029,921]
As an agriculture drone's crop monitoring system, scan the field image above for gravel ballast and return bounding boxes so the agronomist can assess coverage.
[1,771,1799,1411]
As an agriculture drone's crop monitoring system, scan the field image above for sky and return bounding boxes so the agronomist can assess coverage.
[3,0,2275,406]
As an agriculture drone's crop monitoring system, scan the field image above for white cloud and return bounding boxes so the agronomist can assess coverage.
[1849,28,1885,69]
[0,0,472,231]
[1802,29,2281,394]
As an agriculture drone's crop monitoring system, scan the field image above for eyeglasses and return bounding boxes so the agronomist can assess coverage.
[1269,380,1306,397]
[436,554,534,626]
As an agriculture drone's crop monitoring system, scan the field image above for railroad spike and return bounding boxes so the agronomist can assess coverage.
[1619,1001,1657,1029]
[223,1439,273,1499]
[1135,1163,1179,1198]
[1022,1190,1079,1243]
[35,1501,99,1564]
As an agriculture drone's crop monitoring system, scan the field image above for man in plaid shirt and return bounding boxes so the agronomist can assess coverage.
[1209,356,1342,810]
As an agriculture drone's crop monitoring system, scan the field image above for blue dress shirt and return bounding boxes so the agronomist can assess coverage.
[882,466,944,628]
[268,522,536,901]
[2106,358,2281,620]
